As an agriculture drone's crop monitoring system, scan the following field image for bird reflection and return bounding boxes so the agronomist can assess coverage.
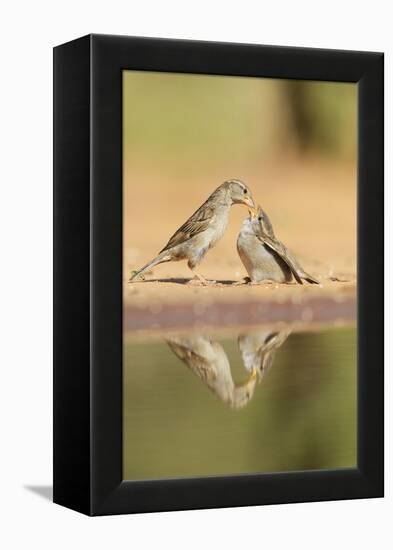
[166,327,291,409]
[238,328,292,380]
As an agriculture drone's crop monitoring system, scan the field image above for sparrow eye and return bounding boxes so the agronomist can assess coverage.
[243,188,247,194]
[258,217,262,221]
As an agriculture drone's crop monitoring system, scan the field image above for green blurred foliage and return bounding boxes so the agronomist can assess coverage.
[123,326,356,480]
[123,71,357,168]
[284,80,357,155]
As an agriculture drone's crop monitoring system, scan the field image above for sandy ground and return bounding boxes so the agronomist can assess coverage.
[123,157,356,329]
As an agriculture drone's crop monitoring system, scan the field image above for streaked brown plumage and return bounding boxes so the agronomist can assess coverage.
[166,335,258,409]
[130,179,255,283]
[238,327,292,379]
[237,206,319,284]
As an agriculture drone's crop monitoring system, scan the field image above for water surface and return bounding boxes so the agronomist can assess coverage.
[123,325,356,480]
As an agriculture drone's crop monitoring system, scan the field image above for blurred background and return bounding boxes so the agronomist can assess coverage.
[123,70,357,285]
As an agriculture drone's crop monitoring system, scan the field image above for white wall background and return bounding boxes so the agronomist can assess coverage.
[0,1,390,548]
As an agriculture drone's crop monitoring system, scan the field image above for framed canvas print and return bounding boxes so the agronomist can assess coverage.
[53,34,384,516]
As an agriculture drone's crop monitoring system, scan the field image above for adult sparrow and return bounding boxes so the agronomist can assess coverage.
[237,206,319,284]
[130,179,255,284]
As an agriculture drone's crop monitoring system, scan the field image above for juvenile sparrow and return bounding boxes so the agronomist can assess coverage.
[130,179,255,283]
[238,328,292,380]
[166,334,258,409]
[237,206,319,284]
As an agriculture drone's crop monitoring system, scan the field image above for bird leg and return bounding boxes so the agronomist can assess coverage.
[234,277,275,286]
[188,270,216,286]
[249,279,276,286]
[233,277,251,286]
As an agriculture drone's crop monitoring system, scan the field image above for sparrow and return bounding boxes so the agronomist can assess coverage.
[237,206,319,284]
[238,327,292,380]
[130,179,255,284]
[166,335,258,409]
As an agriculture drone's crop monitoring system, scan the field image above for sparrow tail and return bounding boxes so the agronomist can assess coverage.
[302,273,319,284]
[129,252,171,281]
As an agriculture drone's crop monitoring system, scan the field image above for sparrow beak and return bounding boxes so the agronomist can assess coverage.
[244,196,256,211]
[248,208,257,220]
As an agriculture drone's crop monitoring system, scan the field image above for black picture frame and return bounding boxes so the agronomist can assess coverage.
[53,34,384,516]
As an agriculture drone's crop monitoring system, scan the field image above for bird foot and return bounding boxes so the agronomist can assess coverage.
[188,275,216,286]
[237,277,273,286]
[249,279,276,286]
[233,277,250,286]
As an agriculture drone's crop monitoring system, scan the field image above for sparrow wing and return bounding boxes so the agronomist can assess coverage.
[160,203,215,252]
[166,339,218,385]
[259,235,319,284]
[257,234,304,284]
